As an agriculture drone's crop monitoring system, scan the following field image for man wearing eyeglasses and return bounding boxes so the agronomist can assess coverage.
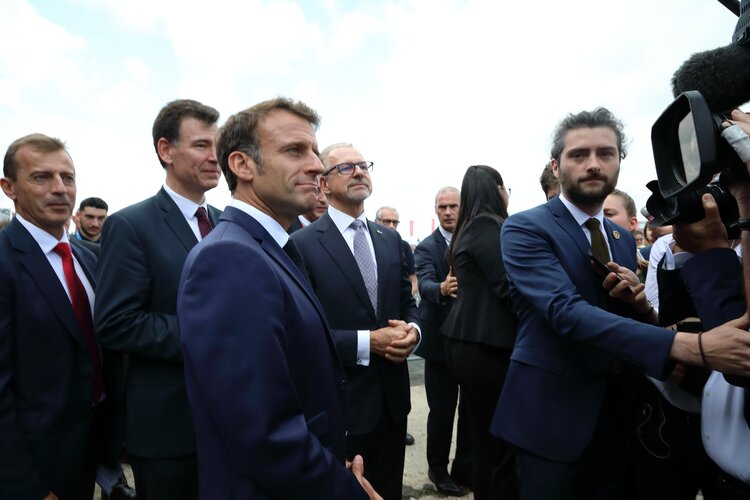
[375,206,418,299]
[292,144,420,500]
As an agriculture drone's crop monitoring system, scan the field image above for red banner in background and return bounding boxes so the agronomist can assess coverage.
[431,218,435,232]
[409,220,414,236]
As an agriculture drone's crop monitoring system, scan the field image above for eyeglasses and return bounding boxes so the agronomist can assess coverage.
[323,161,374,176]
[380,219,400,227]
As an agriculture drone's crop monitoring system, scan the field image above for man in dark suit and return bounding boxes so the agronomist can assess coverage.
[94,99,221,500]
[0,134,107,500]
[491,107,750,500]
[177,97,377,499]
[413,186,472,495]
[292,143,420,499]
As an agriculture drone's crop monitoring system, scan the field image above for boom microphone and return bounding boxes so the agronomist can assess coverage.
[671,42,750,112]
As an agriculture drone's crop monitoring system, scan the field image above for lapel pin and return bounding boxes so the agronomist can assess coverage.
[612,230,620,239]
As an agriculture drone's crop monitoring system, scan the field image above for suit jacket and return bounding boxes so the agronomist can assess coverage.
[441,215,517,349]
[286,217,304,234]
[177,206,366,499]
[491,197,675,462]
[0,219,102,499]
[291,213,419,435]
[94,187,220,458]
[413,229,452,361]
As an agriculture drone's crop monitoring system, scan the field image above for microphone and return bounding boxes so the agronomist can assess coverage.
[671,42,750,112]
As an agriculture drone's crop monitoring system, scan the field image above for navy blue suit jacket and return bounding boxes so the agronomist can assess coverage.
[178,206,366,499]
[291,213,419,435]
[413,229,452,361]
[0,219,101,499]
[94,187,220,458]
[491,197,675,462]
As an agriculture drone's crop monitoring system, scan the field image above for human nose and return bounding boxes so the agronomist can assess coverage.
[50,174,69,194]
[207,146,218,163]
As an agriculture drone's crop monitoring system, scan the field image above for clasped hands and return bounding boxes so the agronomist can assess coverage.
[370,320,418,363]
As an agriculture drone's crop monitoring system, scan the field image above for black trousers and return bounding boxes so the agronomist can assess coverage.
[346,410,407,500]
[445,338,517,500]
[633,383,726,500]
[129,454,198,500]
[424,357,473,481]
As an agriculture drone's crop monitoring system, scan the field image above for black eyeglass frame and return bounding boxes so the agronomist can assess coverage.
[323,161,374,176]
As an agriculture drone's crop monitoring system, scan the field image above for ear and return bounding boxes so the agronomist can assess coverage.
[228,151,256,183]
[0,178,16,202]
[628,216,639,232]
[320,175,332,196]
[157,138,173,167]
[550,159,560,179]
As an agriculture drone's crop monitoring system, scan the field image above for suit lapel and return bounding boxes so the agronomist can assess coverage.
[6,220,89,351]
[433,230,449,277]
[602,218,629,264]
[548,197,591,258]
[315,214,375,317]
[207,205,222,227]
[222,207,344,367]
[369,221,389,317]
[156,188,199,252]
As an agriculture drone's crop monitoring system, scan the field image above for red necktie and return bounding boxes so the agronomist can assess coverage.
[195,207,213,239]
[53,243,104,402]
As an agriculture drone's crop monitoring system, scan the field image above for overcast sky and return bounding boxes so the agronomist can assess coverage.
[0,0,741,241]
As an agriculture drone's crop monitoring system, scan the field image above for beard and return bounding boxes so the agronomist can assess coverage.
[560,171,617,207]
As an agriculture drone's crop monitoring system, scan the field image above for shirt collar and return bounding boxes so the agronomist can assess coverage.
[163,184,208,222]
[328,204,367,233]
[228,199,289,248]
[559,193,605,228]
[438,225,453,244]
[15,213,69,254]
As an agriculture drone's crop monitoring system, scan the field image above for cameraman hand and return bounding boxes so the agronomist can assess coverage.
[672,193,730,253]
[723,108,750,171]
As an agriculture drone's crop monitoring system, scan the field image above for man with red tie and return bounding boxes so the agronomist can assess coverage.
[0,133,106,499]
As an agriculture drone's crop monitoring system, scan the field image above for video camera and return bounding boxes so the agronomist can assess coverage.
[643,0,750,235]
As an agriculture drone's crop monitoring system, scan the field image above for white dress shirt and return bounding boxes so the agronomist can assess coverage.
[16,214,95,315]
[163,184,211,241]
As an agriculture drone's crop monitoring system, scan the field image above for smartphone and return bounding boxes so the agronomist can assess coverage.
[589,250,633,295]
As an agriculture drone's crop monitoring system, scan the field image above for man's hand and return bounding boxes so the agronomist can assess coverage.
[672,194,729,254]
[385,325,419,363]
[601,262,656,322]
[671,313,750,376]
[440,271,458,298]
[350,455,384,500]
[370,320,410,358]
[723,108,750,172]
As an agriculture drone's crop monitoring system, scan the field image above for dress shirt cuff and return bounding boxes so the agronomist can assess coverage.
[356,330,370,366]
[409,322,422,353]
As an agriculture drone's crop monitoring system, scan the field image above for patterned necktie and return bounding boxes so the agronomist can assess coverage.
[585,218,611,263]
[351,220,378,312]
[195,207,213,239]
[53,243,104,402]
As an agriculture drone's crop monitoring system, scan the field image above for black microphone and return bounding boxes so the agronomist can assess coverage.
[671,42,750,112]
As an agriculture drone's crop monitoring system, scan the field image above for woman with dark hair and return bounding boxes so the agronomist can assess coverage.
[442,165,518,499]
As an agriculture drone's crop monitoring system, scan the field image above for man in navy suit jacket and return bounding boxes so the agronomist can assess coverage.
[292,143,419,500]
[413,186,472,495]
[94,99,222,500]
[491,107,750,500]
[177,98,375,498]
[0,134,107,500]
